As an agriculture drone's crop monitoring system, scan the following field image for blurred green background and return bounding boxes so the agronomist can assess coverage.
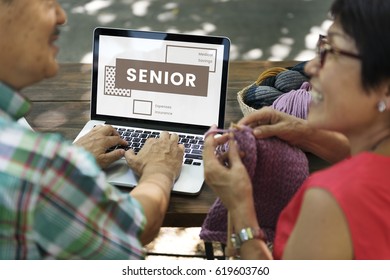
[57,0,334,63]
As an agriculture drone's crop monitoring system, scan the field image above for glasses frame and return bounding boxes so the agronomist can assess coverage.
[317,35,361,67]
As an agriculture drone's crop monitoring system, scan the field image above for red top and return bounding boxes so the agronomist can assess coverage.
[273,152,390,260]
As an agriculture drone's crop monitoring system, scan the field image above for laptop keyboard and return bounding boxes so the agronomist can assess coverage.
[107,126,204,166]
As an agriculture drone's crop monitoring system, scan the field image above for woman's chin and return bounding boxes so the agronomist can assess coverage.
[307,109,328,130]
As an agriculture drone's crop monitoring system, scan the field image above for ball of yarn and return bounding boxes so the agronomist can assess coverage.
[271,81,311,120]
[274,70,309,93]
[244,85,283,109]
[256,67,287,85]
[242,61,309,110]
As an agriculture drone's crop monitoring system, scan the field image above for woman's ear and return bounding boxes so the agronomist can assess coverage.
[384,78,390,96]
[378,79,390,112]
[384,78,390,98]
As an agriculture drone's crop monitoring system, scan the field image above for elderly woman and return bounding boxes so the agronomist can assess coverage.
[0,0,184,259]
[203,0,390,259]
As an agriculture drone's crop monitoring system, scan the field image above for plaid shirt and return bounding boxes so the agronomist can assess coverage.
[0,83,146,259]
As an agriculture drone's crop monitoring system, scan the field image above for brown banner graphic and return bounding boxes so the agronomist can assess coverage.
[115,58,209,97]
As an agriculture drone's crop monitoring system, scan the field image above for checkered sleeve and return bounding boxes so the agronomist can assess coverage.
[1,120,147,259]
[32,137,146,259]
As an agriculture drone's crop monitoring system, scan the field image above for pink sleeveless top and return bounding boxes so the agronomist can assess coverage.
[273,152,390,260]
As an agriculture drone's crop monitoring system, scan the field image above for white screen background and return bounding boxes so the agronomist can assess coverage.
[96,35,226,127]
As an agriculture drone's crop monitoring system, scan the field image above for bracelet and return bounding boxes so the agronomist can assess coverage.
[231,227,266,249]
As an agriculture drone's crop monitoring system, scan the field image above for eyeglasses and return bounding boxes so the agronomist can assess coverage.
[317,35,361,67]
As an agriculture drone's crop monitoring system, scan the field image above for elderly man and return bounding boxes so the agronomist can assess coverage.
[0,0,183,259]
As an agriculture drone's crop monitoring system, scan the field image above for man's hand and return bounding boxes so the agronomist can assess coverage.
[74,125,128,169]
[125,131,184,183]
[127,132,184,245]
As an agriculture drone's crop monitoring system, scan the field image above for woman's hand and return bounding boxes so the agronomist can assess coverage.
[203,126,253,212]
[238,107,307,146]
[238,107,350,163]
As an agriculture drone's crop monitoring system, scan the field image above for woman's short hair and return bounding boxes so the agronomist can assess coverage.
[331,0,390,90]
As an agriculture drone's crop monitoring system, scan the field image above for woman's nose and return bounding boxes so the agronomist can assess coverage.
[304,57,321,78]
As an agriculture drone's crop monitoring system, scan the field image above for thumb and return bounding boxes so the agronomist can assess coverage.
[106,148,125,160]
[252,124,276,139]
[124,149,136,165]
[95,149,125,169]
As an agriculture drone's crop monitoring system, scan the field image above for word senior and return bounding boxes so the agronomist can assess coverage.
[115,58,209,97]
[127,68,196,87]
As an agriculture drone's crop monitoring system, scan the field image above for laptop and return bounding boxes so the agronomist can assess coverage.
[74,27,230,195]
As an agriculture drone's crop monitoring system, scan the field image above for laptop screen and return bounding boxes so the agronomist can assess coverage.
[91,28,230,133]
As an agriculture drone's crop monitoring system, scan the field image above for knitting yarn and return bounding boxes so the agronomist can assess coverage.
[274,70,309,93]
[256,67,287,84]
[243,85,283,109]
[206,125,257,179]
[242,61,309,110]
[271,81,311,120]
[290,60,308,75]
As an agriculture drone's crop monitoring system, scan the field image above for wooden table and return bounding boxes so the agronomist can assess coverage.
[21,61,329,227]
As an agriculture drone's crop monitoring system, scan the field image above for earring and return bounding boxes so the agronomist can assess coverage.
[377,100,387,112]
